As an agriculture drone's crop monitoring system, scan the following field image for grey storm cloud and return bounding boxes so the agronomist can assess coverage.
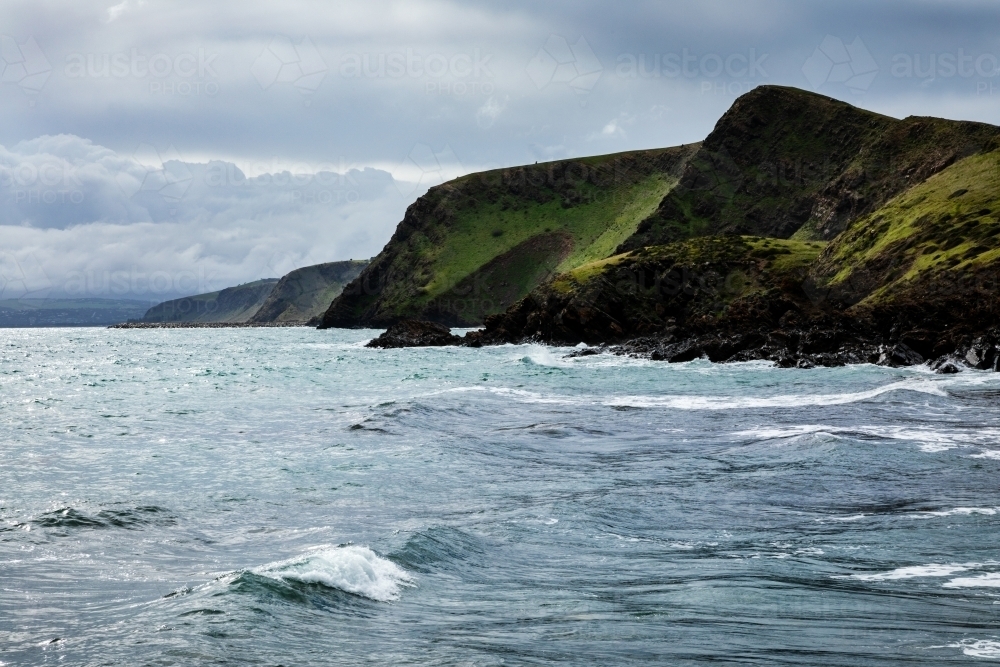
[0,0,998,299]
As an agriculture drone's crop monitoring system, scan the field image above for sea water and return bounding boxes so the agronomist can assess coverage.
[2,327,1000,665]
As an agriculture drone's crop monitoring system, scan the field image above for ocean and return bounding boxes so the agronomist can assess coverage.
[2,327,1000,665]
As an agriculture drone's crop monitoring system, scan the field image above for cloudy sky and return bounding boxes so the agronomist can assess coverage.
[1,0,998,300]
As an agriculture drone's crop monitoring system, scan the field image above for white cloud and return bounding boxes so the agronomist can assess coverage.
[0,134,411,300]
[475,95,507,128]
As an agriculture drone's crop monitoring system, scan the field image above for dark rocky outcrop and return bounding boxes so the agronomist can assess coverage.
[463,236,827,347]
[365,320,462,348]
[454,230,1000,372]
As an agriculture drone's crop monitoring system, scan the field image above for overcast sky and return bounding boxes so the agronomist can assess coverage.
[2,0,999,300]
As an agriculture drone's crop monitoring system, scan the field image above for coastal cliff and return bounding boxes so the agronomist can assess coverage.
[336,86,1000,370]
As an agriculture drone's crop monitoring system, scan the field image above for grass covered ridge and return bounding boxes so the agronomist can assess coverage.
[811,147,1000,308]
[321,144,698,326]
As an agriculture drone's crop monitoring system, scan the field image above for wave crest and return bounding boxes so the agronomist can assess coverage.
[252,545,413,602]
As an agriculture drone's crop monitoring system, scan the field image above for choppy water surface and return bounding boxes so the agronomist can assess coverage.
[3,328,1000,665]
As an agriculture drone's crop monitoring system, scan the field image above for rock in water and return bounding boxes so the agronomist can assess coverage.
[877,343,924,368]
[366,320,461,349]
[930,357,963,374]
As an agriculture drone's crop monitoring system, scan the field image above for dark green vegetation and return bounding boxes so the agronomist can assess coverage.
[141,279,279,324]
[466,236,826,345]
[140,260,368,325]
[322,85,1000,331]
[251,260,367,324]
[0,298,154,327]
[808,147,1000,328]
[320,145,698,327]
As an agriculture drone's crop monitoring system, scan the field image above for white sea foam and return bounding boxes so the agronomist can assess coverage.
[437,376,971,415]
[604,379,947,410]
[943,573,1000,588]
[972,450,1000,460]
[847,563,976,581]
[737,423,1000,454]
[518,346,574,368]
[913,507,998,518]
[947,639,1000,658]
[736,425,837,440]
[253,545,413,602]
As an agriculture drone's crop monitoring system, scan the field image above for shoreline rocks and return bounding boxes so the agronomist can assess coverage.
[365,320,462,348]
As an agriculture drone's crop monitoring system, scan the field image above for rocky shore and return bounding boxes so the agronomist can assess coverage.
[365,319,462,348]
[366,317,999,374]
[601,327,999,373]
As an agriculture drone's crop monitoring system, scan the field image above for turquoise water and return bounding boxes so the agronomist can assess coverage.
[3,328,1000,665]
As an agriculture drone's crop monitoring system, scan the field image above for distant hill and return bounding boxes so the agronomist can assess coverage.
[140,279,278,323]
[139,260,368,325]
[0,298,154,327]
[250,260,368,324]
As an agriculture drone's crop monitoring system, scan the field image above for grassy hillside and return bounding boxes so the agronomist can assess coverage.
[473,147,1000,350]
[320,145,698,327]
[250,260,368,324]
[619,86,1000,251]
[0,298,154,327]
[468,235,827,344]
[319,86,998,329]
[141,279,277,323]
[808,146,1000,327]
